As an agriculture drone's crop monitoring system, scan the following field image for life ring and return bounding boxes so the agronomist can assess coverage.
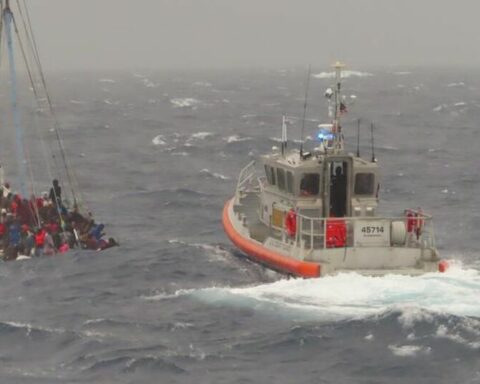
[285,209,297,237]
[406,209,424,237]
[406,210,416,233]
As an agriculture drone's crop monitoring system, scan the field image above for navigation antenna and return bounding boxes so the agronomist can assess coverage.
[356,118,361,157]
[370,122,376,162]
[281,114,287,156]
[333,61,345,151]
[299,65,311,158]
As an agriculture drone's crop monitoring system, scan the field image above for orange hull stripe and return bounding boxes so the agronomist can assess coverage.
[222,199,321,278]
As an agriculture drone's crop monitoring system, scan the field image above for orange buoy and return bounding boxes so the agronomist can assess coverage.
[438,260,449,273]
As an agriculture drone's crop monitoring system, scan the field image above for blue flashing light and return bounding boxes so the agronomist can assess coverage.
[317,129,335,141]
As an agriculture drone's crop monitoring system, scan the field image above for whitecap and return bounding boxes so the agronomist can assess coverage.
[388,344,430,357]
[98,78,115,84]
[191,132,214,140]
[171,152,189,156]
[446,82,466,87]
[453,101,467,107]
[142,78,157,88]
[103,99,120,105]
[170,98,200,108]
[69,99,85,105]
[225,135,252,143]
[313,70,373,79]
[433,104,447,112]
[393,71,412,75]
[200,168,230,180]
[152,135,166,146]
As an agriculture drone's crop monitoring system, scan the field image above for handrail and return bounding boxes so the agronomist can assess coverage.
[236,160,256,192]
[271,209,435,252]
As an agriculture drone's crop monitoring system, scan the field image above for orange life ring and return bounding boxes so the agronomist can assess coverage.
[406,209,424,237]
[285,209,297,237]
[406,210,416,233]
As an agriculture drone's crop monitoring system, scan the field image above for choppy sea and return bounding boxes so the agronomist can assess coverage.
[0,68,479,383]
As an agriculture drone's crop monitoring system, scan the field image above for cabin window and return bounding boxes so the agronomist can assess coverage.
[264,165,272,185]
[286,171,294,194]
[264,165,276,185]
[355,173,375,195]
[277,168,286,191]
[300,173,320,196]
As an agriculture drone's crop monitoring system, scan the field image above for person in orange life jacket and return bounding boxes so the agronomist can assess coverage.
[34,226,47,257]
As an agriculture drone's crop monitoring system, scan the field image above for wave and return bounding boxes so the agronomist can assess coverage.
[152,135,166,146]
[313,70,373,79]
[142,78,157,88]
[224,135,253,143]
[170,98,200,108]
[190,132,214,140]
[446,82,466,87]
[199,168,230,180]
[166,262,480,321]
[103,99,120,105]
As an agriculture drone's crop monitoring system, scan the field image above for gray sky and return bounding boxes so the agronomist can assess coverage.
[24,0,480,70]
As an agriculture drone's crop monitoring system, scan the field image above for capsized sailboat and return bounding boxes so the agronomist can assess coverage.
[223,62,448,278]
[0,0,117,260]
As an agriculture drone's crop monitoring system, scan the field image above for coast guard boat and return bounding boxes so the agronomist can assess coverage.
[223,63,447,278]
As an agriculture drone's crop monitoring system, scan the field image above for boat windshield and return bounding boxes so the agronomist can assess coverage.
[300,173,320,196]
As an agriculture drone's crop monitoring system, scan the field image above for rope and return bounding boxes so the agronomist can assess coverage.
[4,7,28,197]
[18,0,88,213]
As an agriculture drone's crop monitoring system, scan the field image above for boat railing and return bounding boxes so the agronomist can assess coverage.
[272,209,435,251]
[235,160,260,199]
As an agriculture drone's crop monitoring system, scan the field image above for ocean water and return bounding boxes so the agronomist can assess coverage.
[0,68,479,383]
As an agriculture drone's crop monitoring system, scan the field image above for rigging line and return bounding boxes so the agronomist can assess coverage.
[13,2,65,187]
[0,1,4,68]
[19,0,80,209]
[3,6,28,197]
[11,5,65,225]
[299,64,311,157]
[21,0,84,206]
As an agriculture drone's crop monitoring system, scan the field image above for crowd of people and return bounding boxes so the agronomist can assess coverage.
[0,179,117,261]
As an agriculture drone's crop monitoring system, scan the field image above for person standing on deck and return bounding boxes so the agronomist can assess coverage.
[49,179,62,207]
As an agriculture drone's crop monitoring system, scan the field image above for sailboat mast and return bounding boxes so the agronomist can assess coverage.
[3,0,28,197]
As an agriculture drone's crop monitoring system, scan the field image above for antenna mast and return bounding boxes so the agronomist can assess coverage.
[299,65,311,158]
[356,118,360,157]
[332,61,345,152]
[370,122,376,162]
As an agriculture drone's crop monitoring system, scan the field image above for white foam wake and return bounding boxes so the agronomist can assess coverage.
[173,262,480,321]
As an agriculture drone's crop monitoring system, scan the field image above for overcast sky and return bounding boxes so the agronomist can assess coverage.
[23,0,480,71]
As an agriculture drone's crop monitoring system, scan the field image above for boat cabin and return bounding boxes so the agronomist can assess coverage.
[260,150,380,227]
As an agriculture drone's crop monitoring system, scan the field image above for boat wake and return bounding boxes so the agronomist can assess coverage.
[155,261,480,321]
